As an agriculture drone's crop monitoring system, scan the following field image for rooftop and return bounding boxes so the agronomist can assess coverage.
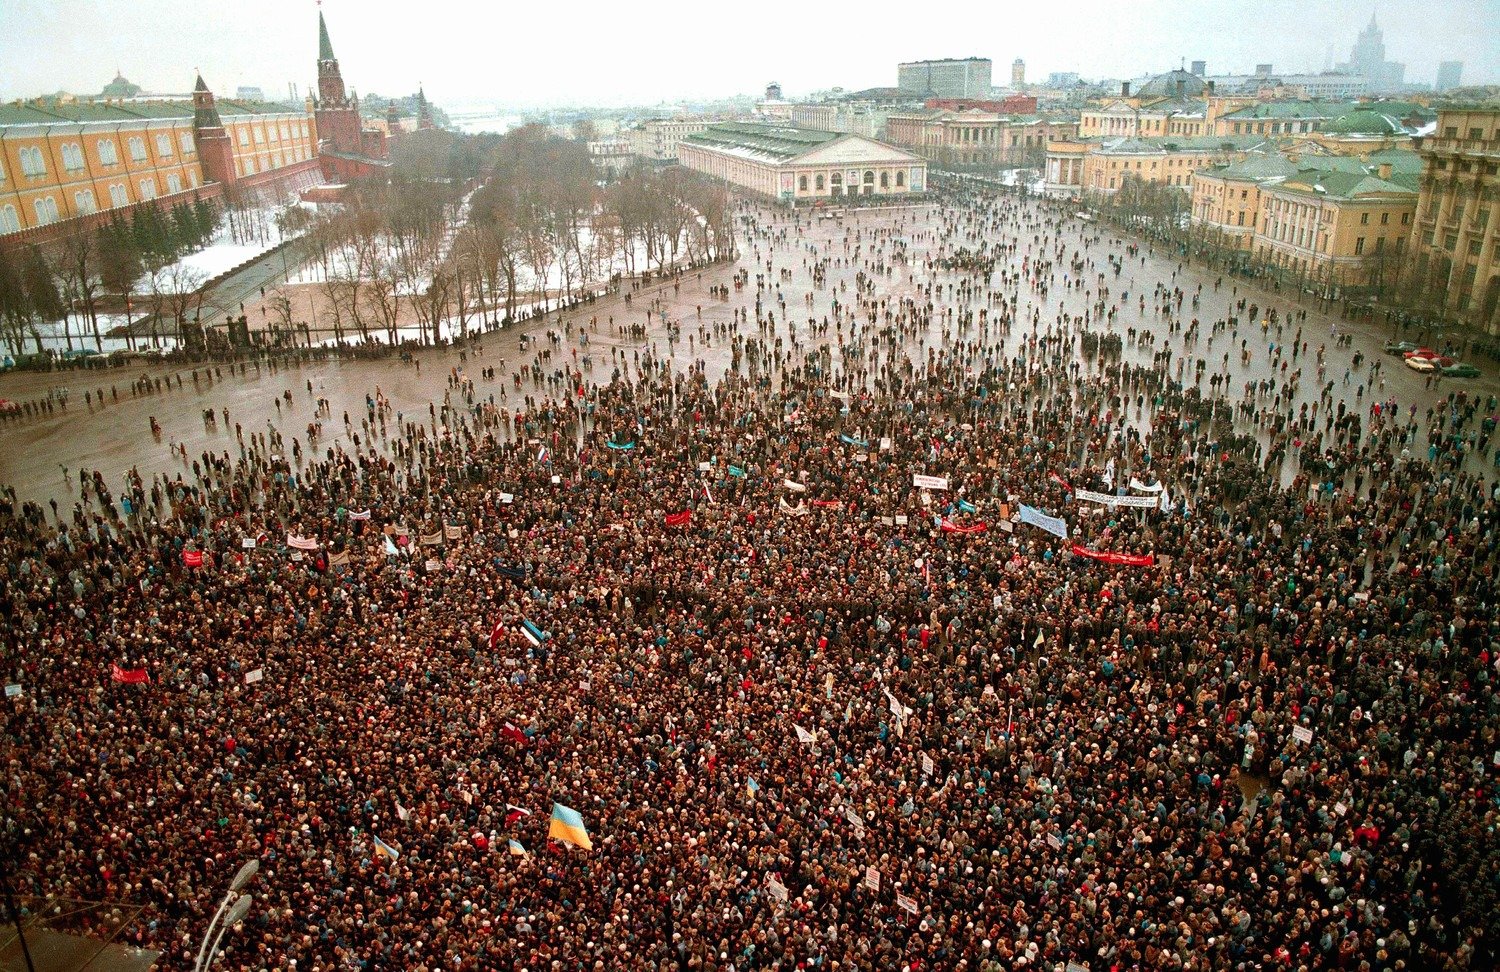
[0,98,307,127]
[683,122,843,162]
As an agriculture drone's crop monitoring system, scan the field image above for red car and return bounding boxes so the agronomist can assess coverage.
[0,399,20,414]
[1403,348,1439,360]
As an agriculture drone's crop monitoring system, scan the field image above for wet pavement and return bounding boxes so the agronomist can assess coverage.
[1,197,1495,512]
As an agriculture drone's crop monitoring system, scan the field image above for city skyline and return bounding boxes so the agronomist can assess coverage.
[1,0,1496,109]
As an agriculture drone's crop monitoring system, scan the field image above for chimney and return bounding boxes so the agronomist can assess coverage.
[1377,162,1392,180]
[1207,80,1216,96]
[1121,81,1131,98]
[1176,78,1186,99]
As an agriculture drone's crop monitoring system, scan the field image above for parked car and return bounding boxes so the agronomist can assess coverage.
[1405,356,1438,372]
[1403,348,1439,360]
[0,398,19,413]
[1442,362,1481,378]
[1383,340,1419,355]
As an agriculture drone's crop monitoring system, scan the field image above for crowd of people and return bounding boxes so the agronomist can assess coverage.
[2,186,1497,972]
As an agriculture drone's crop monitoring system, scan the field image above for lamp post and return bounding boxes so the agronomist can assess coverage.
[193,860,258,972]
[201,893,253,971]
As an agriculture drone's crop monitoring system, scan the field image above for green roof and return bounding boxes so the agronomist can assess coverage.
[1222,100,1351,120]
[1091,133,1275,154]
[1322,109,1407,135]
[1274,170,1417,201]
[318,11,336,61]
[683,122,843,162]
[0,98,305,128]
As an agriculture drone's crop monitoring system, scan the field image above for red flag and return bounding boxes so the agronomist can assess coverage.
[502,722,527,746]
[488,619,505,651]
[664,510,691,527]
[110,664,150,684]
[504,804,532,826]
[939,518,987,534]
[182,549,204,568]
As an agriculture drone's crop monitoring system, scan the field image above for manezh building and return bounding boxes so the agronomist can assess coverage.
[678,122,927,202]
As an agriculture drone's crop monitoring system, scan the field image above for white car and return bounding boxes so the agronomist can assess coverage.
[1404,356,1437,373]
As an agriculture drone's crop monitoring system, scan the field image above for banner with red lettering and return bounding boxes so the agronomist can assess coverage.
[182,549,204,568]
[665,511,691,527]
[939,517,987,534]
[1070,545,1155,567]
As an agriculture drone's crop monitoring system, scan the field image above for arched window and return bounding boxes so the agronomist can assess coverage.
[830,173,841,185]
[180,132,195,154]
[61,143,85,171]
[98,139,119,165]
[880,171,889,189]
[863,170,875,185]
[0,205,19,234]
[128,137,147,161]
[815,174,825,190]
[109,183,128,208]
[20,146,47,176]
[798,175,808,191]
[166,173,182,194]
[138,178,157,199]
[896,171,905,187]
[34,196,59,225]
[155,133,173,157]
[74,189,96,214]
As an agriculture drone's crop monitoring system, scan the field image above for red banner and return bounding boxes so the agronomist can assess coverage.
[665,511,691,527]
[182,550,204,568]
[939,518,987,534]
[810,500,843,508]
[1071,545,1155,567]
[110,664,150,684]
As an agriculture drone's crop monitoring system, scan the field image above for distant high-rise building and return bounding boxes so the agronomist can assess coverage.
[1190,60,1206,77]
[1336,12,1405,90]
[235,86,265,102]
[766,81,783,101]
[1255,64,1274,77]
[1011,59,1025,89]
[1046,71,1081,87]
[897,58,992,99]
[1436,61,1463,91]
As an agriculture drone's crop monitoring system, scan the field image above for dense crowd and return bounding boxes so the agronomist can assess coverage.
[2,188,1498,972]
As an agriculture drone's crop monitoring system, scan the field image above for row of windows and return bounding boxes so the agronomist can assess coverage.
[796,170,908,191]
[6,132,196,179]
[7,170,196,230]
[236,120,311,147]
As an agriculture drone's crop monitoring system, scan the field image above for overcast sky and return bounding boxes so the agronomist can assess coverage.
[1,0,1496,110]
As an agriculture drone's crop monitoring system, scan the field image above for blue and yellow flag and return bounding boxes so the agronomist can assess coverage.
[746,776,760,799]
[548,803,593,850]
[372,835,401,861]
[507,839,528,856]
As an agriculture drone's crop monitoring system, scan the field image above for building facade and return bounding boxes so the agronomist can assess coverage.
[885,110,1077,167]
[1253,167,1416,286]
[1409,107,1500,330]
[1045,134,1271,197]
[678,122,926,202]
[897,59,992,99]
[1336,13,1404,91]
[626,119,711,163]
[0,79,318,239]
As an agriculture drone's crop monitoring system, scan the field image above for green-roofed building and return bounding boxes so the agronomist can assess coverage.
[678,122,927,202]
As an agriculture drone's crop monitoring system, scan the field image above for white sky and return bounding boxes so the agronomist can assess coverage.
[1,0,1495,110]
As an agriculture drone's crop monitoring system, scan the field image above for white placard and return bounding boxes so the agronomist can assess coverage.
[499,492,515,504]
[4,684,22,698]
[767,876,788,902]
[879,437,892,452]
[241,537,257,549]
[1292,725,1314,744]
[921,754,935,777]
[425,558,441,572]
[244,668,264,684]
[894,514,909,526]
[1047,832,1063,850]
[896,892,917,914]
[863,866,881,892]
[783,478,807,493]
[912,474,948,491]
[1334,801,1348,816]
[698,461,712,472]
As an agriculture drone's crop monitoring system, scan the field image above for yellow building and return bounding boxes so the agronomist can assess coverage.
[1409,106,1500,330]
[0,91,318,237]
[1045,134,1272,197]
[1253,166,1418,287]
[884,109,1077,167]
[678,122,926,201]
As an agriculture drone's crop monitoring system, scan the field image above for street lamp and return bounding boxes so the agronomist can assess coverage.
[193,860,258,972]
[201,893,253,971]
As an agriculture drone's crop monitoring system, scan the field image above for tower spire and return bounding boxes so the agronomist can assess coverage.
[318,9,336,62]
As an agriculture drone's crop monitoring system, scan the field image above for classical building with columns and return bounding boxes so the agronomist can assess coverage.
[678,122,926,202]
